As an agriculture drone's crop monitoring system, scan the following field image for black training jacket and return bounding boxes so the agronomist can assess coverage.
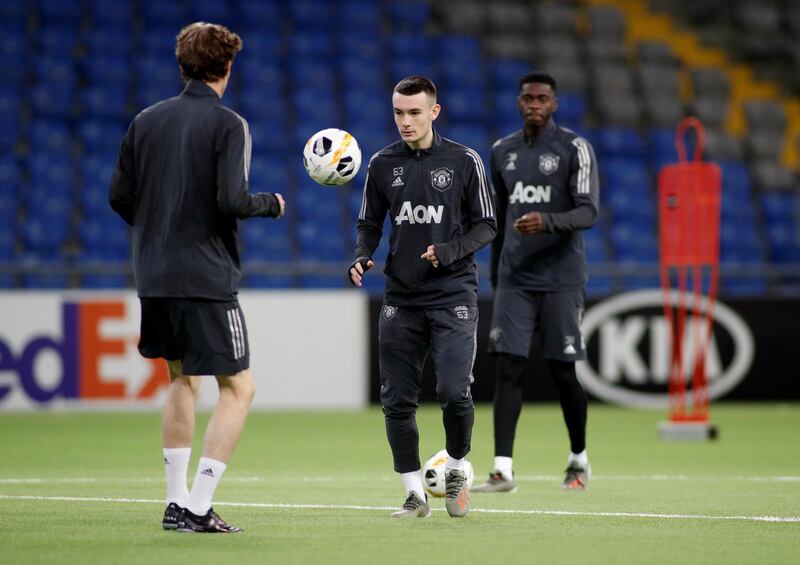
[109,79,282,300]
[354,130,497,308]
[490,121,600,291]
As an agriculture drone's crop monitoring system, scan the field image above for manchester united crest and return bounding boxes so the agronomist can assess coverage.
[383,305,397,320]
[430,167,454,192]
[539,153,559,175]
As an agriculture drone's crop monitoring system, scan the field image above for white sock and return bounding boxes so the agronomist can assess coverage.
[163,447,191,507]
[187,457,227,516]
[568,450,589,467]
[494,456,513,478]
[445,453,466,471]
[401,471,426,501]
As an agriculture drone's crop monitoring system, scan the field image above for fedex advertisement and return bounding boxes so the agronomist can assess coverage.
[0,291,369,411]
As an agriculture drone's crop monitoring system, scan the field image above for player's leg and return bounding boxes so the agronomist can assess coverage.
[378,305,431,518]
[475,287,537,492]
[138,298,197,529]
[428,305,479,517]
[161,360,201,528]
[540,290,590,490]
[176,299,252,532]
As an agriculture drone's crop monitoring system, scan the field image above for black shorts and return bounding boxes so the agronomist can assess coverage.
[138,297,249,376]
[487,286,586,361]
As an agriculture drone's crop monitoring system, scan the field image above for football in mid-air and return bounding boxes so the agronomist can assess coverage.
[302,128,361,186]
[421,449,474,498]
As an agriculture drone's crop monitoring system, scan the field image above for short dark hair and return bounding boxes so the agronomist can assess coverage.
[175,22,243,82]
[519,71,557,93]
[394,75,437,99]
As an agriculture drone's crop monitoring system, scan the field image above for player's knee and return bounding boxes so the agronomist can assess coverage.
[218,369,255,405]
[495,353,526,386]
[547,360,581,388]
[438,383,473,415]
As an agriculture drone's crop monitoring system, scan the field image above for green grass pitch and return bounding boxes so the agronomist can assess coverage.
[1,404,799,564]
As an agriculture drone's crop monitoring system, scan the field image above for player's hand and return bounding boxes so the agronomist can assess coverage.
[420,245,440,268]
[274,193,286,219]
[349,258,374,287]
[513,211,543,234]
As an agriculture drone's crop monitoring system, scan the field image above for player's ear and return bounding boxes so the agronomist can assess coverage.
[552,95,558,113]
[430,103,441,121]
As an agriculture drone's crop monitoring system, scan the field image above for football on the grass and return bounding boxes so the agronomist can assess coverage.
[421,449,474,498]
[302,128,361,186]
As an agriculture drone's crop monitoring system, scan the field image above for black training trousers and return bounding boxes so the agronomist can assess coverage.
[378,303,478,473]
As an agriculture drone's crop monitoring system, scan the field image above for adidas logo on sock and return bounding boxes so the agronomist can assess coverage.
[164,457,169,465]
[200,467,215,477]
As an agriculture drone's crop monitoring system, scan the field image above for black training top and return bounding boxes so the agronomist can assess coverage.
[109,79,282,300]
[354,130,497,308]
[490,121,600,291]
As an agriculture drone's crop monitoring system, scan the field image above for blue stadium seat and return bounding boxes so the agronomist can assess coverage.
[81,152,117,186]
[721,193,754,221]
[719,161,752,196]
[296,185,343,223]
[84,28,133,57]
[391,56,435,83]
[297,221,345,260]
[0,156,20,193]
[556,93,587,126]
[38,0,82,25]
[289,0,333,30]
[247,119,289,155]
[20,206,72,251]
[30,83,75,118]
[293,88,338,122]
[249,156,290,192]
[298,274,347,289]
[386,0,430,29]
[139,28,178,56]
[78,120,126,153]
[595,127,647,159]
[89,0,132,25]
[245,274,294,288]
[340,34,384,60]
[236,57,283,89]
[489,59,531,94]
[81,274,128,288]
[140,0,185,27]
[27,153,74,194]
[760,193,797,223]
[388,34,431,58]
[20,250,70,288]
[236,0,282,32]
[28,119,72,153]
[1,27,29,60]
[340,0,382,30]
[445,124,491,163]
[83,55,131,87]
[340,56,385,92]
[82,85,130,120]
[187,0,234,26]
[602,158,651,191]
[0,0,29,24]
[137,83,181,110]
[238,30,282,58]
[443,87,487,124]
[289,59,336,89]
[79,182,110,216]
[137,56,179,86]
[344,88,385,124]
[37,26,78,55]
[0,115,20,152]
[290,30,336,57]
[35,56,77,87]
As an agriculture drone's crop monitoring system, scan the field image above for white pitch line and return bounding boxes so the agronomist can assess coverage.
[1,474,799,484]
[0,494,798,524]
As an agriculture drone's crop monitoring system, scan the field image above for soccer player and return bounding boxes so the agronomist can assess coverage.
[472,71,599,493]
[109,22,285,532]
[350,76,496,518]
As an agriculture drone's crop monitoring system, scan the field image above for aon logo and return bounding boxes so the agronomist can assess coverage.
[395,201,444,225]
[509,181,551,204]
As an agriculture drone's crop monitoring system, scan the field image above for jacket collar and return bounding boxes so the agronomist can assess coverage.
[401,128,443,155]
[523,119,557,145]
[182,79,221,100]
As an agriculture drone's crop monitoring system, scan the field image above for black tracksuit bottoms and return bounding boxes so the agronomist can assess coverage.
[378,303,478,473]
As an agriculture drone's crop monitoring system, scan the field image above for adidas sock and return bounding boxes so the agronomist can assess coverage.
[568,450,589,468]
[445,454,466,471]
[187,457,227,516]
[494,456,513,479]
[163,447,191,507]
[400,471,426,501]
